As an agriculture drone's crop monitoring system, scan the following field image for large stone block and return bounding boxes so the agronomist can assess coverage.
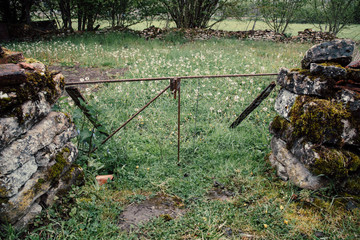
[301,39,355,69]
[0,92,52,151]
[277,68,334,97]
[310,63,346,79]
[0,64,26,86]
[0,112,77,197]
[270,137,327,190]
[0,143,78,224]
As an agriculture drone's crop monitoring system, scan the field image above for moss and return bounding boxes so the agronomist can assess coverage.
[290,96,351,145]
[0,185,8,198]
[343,176,360,195]
[318,62,345,69]
[270,116,290,135]
[34,178,46,193]
[24,58,40,63]
[48,147,71,182]
[160,214,173,221]
[0,197,9,205]
[311,147,360,179]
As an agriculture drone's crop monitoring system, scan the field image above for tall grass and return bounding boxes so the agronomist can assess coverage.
[1,33,359,239]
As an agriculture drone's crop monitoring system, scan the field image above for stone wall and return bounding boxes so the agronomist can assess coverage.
[137,26,335,43]
[0,47,84,229]
[269,40,360,194]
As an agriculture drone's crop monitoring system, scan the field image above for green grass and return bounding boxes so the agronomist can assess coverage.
[1,32,359,239]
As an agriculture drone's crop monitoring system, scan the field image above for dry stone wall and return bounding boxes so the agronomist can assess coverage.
[0,47,84,229]
[269,40,360,194]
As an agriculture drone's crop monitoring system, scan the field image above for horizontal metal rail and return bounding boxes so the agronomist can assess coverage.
[65,73,278,86]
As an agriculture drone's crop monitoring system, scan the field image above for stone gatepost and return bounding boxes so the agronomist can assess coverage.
[269,40,360,194]
[0,47,84,228]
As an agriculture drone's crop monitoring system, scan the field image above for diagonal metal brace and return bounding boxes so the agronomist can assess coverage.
[65,86,108,136]
[230,81,276,128]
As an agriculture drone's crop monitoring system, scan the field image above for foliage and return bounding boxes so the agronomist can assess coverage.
[160,0,236,28]
[307,0,358,36]
[256,0,307,34]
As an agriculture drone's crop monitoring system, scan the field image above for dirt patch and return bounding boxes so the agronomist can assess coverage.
[48,64,127,84]
[118,194,186,231]
[207,181,235,202]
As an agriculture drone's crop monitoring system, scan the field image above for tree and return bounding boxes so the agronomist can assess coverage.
[310,0,358,36]
[257,0,306,34]
[102,0,162,28]
[160,0,234,29]
[0,0,36,24]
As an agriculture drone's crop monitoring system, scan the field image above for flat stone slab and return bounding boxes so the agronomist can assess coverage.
[0,64,26,86]
[277,68,333,97]
[118,194,185,231]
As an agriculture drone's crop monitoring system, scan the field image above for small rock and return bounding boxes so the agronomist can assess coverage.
[346,200,358,211]
[314,231,325,238]
[224,227,233,237]
[213,181,225,189]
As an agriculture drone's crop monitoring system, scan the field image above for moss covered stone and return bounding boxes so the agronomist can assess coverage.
[290,96,351,145]
[0,70,63,120]
[311,147,360,179]
[48,147,71,182]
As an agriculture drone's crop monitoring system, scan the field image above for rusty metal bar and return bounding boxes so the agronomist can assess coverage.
[230,81,276,128]
[90,85,171,153]
[65,73,278,86]
[177,78,181,164]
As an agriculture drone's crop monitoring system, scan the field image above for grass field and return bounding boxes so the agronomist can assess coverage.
[1,30,360,239]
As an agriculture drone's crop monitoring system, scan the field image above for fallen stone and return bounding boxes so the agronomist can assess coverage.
[270,137,327,190]
[301,39,355,69]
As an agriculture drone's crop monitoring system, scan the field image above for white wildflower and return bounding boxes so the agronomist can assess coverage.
[0,91,9,99]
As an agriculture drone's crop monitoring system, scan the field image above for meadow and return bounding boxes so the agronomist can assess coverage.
[1,25,360,239]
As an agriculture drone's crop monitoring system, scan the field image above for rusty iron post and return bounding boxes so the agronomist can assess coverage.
[90,85,171,153]
[176,78,181,164]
